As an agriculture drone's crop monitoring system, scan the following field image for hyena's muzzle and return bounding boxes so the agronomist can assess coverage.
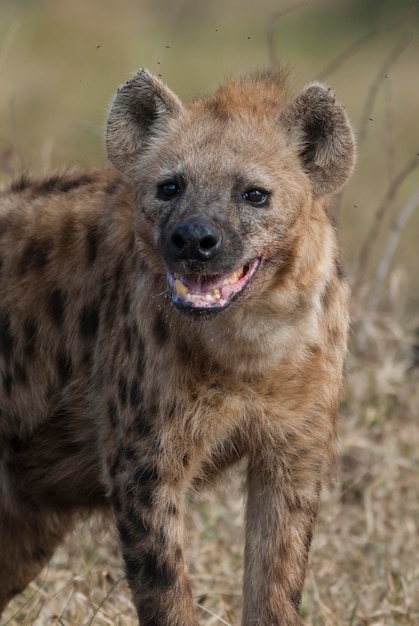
[159,213,261,318]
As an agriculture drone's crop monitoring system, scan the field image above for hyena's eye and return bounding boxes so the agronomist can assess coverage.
[157,181,181,200]
[243,189,270,206]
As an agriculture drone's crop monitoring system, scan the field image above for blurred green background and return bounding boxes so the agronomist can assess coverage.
[1,0,418,314]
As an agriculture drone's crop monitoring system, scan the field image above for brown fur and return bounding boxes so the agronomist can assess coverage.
[0,68,355,625]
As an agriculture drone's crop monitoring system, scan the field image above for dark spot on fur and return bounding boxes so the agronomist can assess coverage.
[125,503,149,537]
[177,340,192,364]
[143,552,177,589]
[166,401,177,421]
[104,289,118,329]
[122,292,130,316]
[129,379,140,408]
[308,344,321,360]
[38,407,92,460]
[131,323,139,341]
[117,520,135,546]
[45,383,55,402]
[124,445,136,460]
[127,231,135,253]
[79,302,100,338]
[98,279,108,305]
[35,174,95,195]
[290,589,302,613]
[167,502,178,516]
[157,527,168,547]
[114,258,124,284]
[19,238,52,274]
[0,216,10,236]
[104,259,124,328]
[174,546,182,563]
[2,371,13,395]
[136,482,155,508]
[109,488,122,512]
[105,179,121,196]
[32,547,48,562]
[330,326,341,343]
[109,447,123,478]
[81,348,93,368]
[153,312,168,346]
[85,222,100,266]
[108,399,118,429]
[0,312,14,362]
[141,619,161,626]
[57,349,73,383]
[48,289,66,327]
[23,318,37,358]
[60,213,78,250]
[136,407,151,438]
[136,350,145,378]
[10,175,30,193]
[124,325,132,355]
[335,256,346,280]
[304,526,314,554]
[134,461,159,484]
[321,281,333,310]
[14,362,28,384]
[7,435,24,453]
[118,375,128,406]
[125,554,141,581]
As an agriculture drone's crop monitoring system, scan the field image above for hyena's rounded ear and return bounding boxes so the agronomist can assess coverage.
[106,69,184,174]
[280,82,356,196]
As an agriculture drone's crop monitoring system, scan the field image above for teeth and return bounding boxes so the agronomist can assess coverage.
[174,277,222,304]
[223,268,242,286]
[175,279,189,297]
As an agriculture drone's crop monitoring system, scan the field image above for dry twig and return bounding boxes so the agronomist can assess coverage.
[354,154,419,292]
[358,35,411,146]
[317,12,413,81]
[372,188,419,297]
[383,75,396,184]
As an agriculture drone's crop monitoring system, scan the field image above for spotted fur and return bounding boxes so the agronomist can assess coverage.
[0,68,355,625]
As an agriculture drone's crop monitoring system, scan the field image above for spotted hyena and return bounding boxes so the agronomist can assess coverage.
[0,68,355,625]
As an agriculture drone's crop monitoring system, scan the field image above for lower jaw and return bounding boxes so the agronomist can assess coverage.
[171,289,242,319]
[172,299,230,319]
[168,257,261,319]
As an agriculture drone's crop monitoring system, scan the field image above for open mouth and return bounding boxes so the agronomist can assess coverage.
[166,257,261,316]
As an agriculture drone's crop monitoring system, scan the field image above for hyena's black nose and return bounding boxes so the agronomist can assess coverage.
[169,218,222,261]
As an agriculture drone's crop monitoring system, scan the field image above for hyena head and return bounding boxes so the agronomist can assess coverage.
[106,69,355,319]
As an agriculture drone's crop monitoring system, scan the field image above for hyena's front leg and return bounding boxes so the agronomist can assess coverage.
[242,438,325,626]
[106,440,196,626]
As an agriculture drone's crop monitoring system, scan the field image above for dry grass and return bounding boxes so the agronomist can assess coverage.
[1,1,419,624]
